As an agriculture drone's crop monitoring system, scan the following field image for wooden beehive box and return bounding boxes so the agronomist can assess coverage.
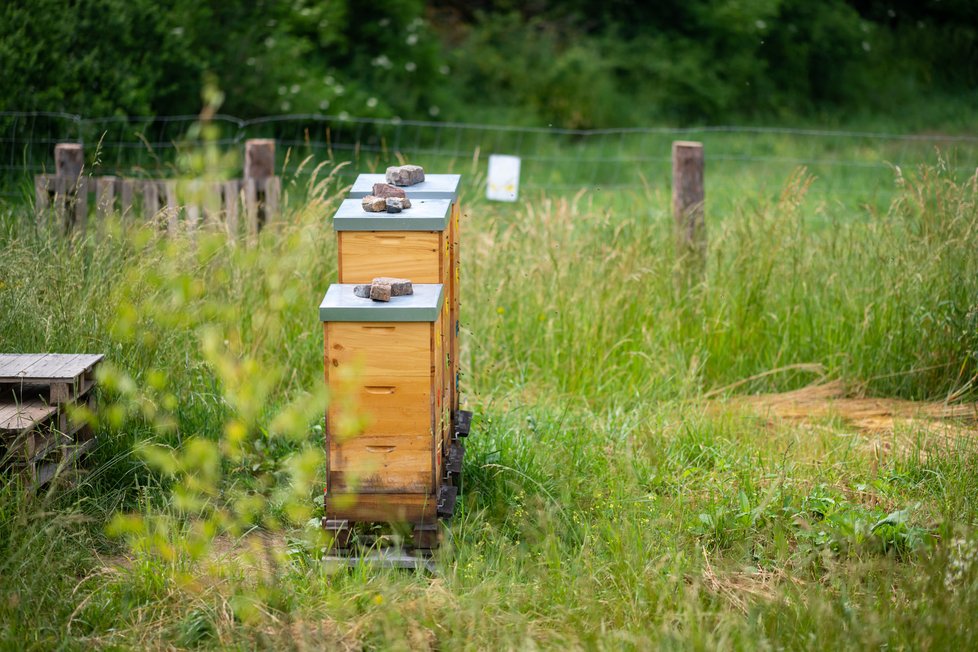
[347,175,463,418]
[320,283,446,527]
[332,197,454,449]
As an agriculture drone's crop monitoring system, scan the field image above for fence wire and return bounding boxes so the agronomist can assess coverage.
[2,111,976,209]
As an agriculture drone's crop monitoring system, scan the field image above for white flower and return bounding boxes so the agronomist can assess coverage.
[862,41,871,52]
[439,65,450,75]
[278,86,287,95]
[281,101,291,111]
[246,57,256,66]
[338,111,350,120]
[406,34,418,46]
[265,37,276,48]
[334,85,345,95]
[366,97,378,108]
[405,62,417,72]
[319,100,330,110]
[755,19,766,30]
[290,84,300,94]
[324,75,335,86]
[429,105,440,117]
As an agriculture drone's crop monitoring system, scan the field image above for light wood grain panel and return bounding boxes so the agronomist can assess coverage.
[327,379,431,437]
[337,231,442,283]
[329,433,432,492]
[325,492,436,522]
[450,200,461,412]
[326,322,432,377]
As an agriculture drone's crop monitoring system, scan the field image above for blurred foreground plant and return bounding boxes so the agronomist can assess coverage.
[93,89,349,631]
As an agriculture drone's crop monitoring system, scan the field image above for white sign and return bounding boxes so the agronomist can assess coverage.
[486,154,521,202]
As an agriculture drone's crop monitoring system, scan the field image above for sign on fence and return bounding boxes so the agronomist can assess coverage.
[486,154,521,202]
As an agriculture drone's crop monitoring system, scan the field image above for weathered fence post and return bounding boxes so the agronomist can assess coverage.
[95,177,117,219]
[672,141,705,263]
[35,143,88,228]
[55,143,87,230]
[55,143,84,182]
[244,139,278,234]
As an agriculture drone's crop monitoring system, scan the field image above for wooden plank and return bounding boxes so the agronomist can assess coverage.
[43,353,85,380]
[326,322,431,378]
[0,399,58,434]
[95,177,117,219]
[0,354,103,382]
[143,180,160,221]
[13,354,55,379]
[34,175,52,222]
[337,231,442,284]
[0,403,20,424]
[245,178,259,238]
[120,179,135,220]
[53,176,68,227]
[163,181,179,234]
[0,354,38,377]
[265,176,281,223]
[450,200,461,413]
[323,548,436,572]
[203,181,222,224]
[327,380,431,437]
[223,180,240,236]
[33,438,95,488]
[24,427,63,462]
[325,493,437,523]
[72,177,88,231]
[329,433,433,493]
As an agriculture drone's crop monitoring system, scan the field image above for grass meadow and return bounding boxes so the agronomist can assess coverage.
[0,132,977,649]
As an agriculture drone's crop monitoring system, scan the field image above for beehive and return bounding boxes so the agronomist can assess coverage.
[320,283,447,534]
[348,175,463,419]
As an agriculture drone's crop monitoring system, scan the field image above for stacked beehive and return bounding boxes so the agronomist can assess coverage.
[320,172,469,550]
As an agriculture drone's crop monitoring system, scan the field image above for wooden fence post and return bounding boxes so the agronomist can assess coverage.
[672,141,705,262]
[54,143,87,230]
[245,139,276,230]
[54,143,84,182]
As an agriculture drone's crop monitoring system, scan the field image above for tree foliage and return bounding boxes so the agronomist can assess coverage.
[0,0,974,126]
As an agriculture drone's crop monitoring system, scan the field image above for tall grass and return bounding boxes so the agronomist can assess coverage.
[0,154,976,649]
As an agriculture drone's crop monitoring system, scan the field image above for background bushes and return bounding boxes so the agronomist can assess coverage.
[1,0,975,126]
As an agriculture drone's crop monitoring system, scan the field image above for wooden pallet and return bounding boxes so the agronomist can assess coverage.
[0,353,103,404]
[0,354,102,487]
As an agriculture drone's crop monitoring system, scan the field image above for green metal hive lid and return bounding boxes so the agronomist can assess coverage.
[332,198,451,231]
[349,174,461,200]
[319,284,444,322]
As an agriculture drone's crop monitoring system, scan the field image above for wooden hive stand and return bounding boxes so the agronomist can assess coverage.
[0,354,103,487]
